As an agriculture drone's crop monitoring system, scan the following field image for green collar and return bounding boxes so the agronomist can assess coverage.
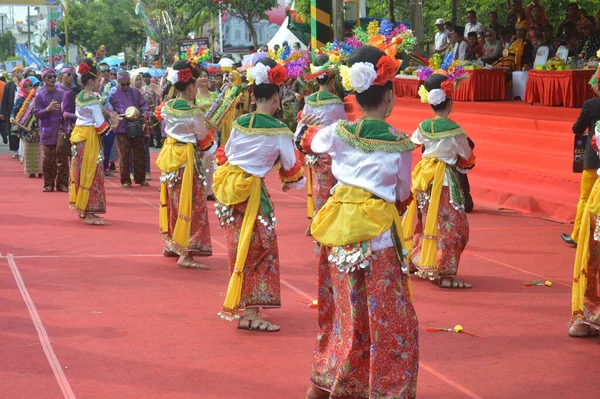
[418,118,466,141]
[335,117,415,153]
[233,113,292,137]
[164,99,202,118]
[306,91,343,107]
[76,91,100,107]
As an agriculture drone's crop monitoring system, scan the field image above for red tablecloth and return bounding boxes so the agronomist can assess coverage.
[453,69,506,101]
[394,77,421,98]
[524,70,595,108]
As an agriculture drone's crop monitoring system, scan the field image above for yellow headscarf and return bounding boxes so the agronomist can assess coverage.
[230,71,242,86]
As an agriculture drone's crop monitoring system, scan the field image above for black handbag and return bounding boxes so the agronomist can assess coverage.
[123,89,144,139]
[56,129,72,157]
[573,133,586,174]
[125,119,144,138]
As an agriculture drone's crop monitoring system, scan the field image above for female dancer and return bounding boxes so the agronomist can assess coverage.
[570,121,600,337]
[402,73,475,288]
[156,59,213,269]
[69,59,116,226]
[297,45,418,398]
[10,77,42,178]
[196,67,219,200]
[212,58,305,332]
[218,70,243,146]
[299,54,348,235]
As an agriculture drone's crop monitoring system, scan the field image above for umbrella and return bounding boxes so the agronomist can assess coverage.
[101,56,123,67]
[218,57,235,71]
[242,52,267,68]
[148,67,165,77]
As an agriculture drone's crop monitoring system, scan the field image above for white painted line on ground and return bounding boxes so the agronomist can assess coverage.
[6,253,76,399]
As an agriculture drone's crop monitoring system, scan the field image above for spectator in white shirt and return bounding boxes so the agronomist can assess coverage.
[434,18,450,54]
[451,26,469,60]
[465,10,484,34]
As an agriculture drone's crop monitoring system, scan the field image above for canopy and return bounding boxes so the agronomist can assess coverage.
[148,67,165,77]
[267,17,307,50]
[218,57,235,71]
[101,56,124,67]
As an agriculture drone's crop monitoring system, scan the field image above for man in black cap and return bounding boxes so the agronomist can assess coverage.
[465,32,484,60]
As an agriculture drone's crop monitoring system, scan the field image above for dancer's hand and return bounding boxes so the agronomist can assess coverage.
[281,182,292,192]
[299,114,320,126]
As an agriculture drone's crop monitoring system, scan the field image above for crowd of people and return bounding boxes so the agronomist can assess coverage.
[433,1,600,71]
[0,18,598,399]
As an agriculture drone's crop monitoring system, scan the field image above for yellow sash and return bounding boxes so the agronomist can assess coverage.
[402,157,446,268]
[306,164,314,220]
[311,184,412,298]
[572,179,600,317]
[212,162,262,317]
[156,137,196,251]
[69,126,102,214]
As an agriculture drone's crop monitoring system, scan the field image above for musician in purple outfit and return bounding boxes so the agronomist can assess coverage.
[34,68,68,192]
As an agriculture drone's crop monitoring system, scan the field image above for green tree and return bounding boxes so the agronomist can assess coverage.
[0,31,16,61]
[60,0,145,57]
[220,0,279,47]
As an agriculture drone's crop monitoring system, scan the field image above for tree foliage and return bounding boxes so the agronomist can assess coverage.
[61,0,145,56]
[0,31,16,60]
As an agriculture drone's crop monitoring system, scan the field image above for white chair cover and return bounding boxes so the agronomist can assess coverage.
[512,71,529,100]
[534,46,549,67]
[556,46,569,62]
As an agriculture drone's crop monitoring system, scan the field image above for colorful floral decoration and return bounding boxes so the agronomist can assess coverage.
[546,56,566,70]
[429,53,442,70]
[184,44,211,67]
[367,20,380,37]
[524,280,553,287]
[426,325,485,338]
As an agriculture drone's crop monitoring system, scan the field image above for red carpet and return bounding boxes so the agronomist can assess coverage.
[1,152,598,398]
[346,97,582,223]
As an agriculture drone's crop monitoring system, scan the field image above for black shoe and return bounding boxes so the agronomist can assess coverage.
[561,233,577,248]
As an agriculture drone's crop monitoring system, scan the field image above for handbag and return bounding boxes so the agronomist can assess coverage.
[56,129,72,157]
[124,89,144,139]
[573,133,586,173]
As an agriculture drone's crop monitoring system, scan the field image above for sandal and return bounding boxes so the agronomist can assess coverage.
[162,248,178,258]
[439,278,472,289]
[139,181,150,187]
[569,321,600,337]
[42,186,53,192]
[177,259,210,270]
[122,182,133,188]
[56,186,69,192]
[84,218,111,226]
[237,316,280,333]
[29,174,36,178]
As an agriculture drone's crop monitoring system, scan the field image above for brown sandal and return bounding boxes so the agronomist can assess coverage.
[237,315,280,332]
[84,218,111,226]
[163,248,178,258]
[42,186,53,192]
[177,259,210,270]
[439,278,472,289]
[122,182,133,188]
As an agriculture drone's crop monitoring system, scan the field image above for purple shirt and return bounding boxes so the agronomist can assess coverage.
[62,89,77,133]
[109,87,149,134]
[34,86,66,145]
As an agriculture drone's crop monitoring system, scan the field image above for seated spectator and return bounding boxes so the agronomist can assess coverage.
[465,10,484,34]
[531,25,545,55]
[478,31,485,44]
[494,21,534,72]
[558,3,580,36]
[480,29,503,64]
[507,0,528,30]
[500,26,516,50]
[488,11,504,33]
[445,21,454,33]
[525,0,546,20]
[529,4,550,31]
[542,25,558,56]
[577,16,600,58]
[451,26,468,61]
[465,32,484,60]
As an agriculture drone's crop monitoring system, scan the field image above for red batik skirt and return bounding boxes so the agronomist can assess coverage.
[218,183,281,310]
[70,141,106,215]
[410,186,469,279]
[311,245,419,398]
[162,163,212,257]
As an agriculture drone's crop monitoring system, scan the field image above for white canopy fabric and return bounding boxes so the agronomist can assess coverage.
[267,17,307,50]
